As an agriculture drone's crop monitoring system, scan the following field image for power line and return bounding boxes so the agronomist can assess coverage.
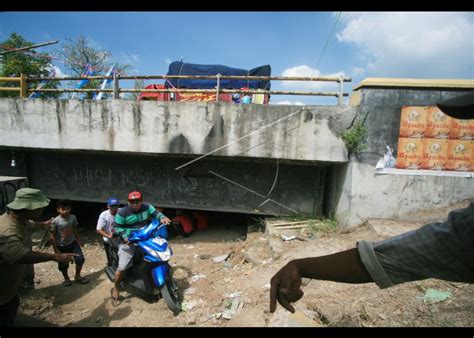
[315,12,342,70]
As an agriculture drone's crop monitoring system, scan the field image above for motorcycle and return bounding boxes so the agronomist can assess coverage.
[105,219,181,314]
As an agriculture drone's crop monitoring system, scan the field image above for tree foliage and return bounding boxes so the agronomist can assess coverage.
[0,33,59,98]
[56,35,130,99]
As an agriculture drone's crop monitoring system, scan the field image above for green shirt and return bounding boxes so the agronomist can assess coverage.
[114,203,164,240]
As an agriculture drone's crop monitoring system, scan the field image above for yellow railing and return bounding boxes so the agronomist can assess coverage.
[0,74,27,97]
[0,73,352,105]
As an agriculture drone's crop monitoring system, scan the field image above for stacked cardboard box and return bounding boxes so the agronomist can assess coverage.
[396,106,473,171]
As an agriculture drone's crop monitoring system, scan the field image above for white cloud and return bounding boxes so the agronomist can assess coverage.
[51,65,67,77]
[280,65,345,91]
[351,66,365,76]
[337,12,474,78]
[274,100,306,106]
[165,58,172,65]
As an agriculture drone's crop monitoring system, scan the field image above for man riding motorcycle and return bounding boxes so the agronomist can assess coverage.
[111,191,170,306]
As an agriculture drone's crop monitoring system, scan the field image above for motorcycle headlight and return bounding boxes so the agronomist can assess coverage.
[156,249,171,261]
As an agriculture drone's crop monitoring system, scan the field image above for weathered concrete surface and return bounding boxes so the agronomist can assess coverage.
[15,149,327,216]
[333,85,474,228]
[0,99,355,163]
[335,160,473,228]
[354,87,472,164]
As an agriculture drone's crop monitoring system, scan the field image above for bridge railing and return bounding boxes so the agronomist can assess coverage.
[1,73,352,105]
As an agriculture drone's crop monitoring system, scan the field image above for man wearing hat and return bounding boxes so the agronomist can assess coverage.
[269,92,474,314]
[0,188,78,327]
[96,197,121,267]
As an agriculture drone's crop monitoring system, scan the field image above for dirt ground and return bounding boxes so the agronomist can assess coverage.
[15,215,474,328]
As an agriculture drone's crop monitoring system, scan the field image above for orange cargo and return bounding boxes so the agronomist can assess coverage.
[449,118,474,140]
[399,106,427,138]
[446,140,473,172]
[421,138,448,170]
[425,106,451,139]
[396,138,424,169]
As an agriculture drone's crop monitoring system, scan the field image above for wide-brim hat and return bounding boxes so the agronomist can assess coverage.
[7,188,50,210]
[437,91,474,120]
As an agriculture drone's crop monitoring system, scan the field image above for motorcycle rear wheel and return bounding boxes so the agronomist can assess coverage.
[160,273,181,314]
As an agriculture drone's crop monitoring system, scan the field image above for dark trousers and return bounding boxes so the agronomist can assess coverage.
[57,240,85,272]
[103,239,112,266]
[0,294,19,327]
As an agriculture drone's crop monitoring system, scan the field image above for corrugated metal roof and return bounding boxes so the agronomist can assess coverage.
[353,78,474,91]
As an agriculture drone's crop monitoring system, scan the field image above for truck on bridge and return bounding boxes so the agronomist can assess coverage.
[138,61,271,104]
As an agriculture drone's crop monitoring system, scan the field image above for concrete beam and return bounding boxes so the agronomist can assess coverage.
[0,99,354,163]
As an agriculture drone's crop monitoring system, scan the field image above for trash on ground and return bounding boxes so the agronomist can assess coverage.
[417,288,451,304]
[222,295,241,320]
[212,251,232,263]
[191,274,207,282]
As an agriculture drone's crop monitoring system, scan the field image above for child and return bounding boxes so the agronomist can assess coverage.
[50,199,89,286]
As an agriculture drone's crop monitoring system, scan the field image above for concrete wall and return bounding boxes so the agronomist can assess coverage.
[355,87,472,165]
[335,161,473,227]
[0,99,355,163]
[335,85,474,228]
[18,149,327,216]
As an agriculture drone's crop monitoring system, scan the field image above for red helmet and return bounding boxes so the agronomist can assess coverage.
[128,191,142,201]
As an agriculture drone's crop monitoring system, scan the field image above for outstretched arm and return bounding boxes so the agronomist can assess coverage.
[16,251,78,264]
[270,248,372,313]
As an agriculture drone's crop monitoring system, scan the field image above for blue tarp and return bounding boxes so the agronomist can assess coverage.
[165,61,271,90]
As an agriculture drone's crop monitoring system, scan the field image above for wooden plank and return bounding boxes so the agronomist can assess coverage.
[0,87,20,92]
[267,220,313,227]
[270,225,308,230]
[0,77,21,83]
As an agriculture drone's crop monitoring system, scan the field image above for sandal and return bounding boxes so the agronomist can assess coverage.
[62,280,72,287]
[110,288,121,307]
[75,277,89,284]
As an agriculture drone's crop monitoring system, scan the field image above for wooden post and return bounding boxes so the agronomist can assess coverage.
[20,74,27,98]
[113,72,120,99]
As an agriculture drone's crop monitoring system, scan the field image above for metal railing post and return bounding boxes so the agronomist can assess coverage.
[216,73,221,102]
[338,75,344,106]
[113,72,120,99]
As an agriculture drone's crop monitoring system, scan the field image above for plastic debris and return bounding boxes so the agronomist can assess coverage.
[375,145,396,170]
[281,234,297,241]
[213,251,232,264]
[418,288,451,304]
[191,274,207,282]
[222,295,241,319]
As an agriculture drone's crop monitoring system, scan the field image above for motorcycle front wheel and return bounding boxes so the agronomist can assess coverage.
[160,273,181,314]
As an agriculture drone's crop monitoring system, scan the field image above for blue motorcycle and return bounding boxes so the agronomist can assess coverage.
[105,219,181,314]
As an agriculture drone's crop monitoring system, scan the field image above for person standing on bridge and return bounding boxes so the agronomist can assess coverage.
[111,191,171,305]
[0,188,78,327]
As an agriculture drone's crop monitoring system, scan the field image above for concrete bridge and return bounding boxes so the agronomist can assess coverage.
[0,99,355,217]
[1,78,472,227]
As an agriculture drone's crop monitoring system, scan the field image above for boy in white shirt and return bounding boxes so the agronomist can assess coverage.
[96,197,120,267]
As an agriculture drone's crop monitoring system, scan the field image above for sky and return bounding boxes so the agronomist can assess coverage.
[0,12,473,105]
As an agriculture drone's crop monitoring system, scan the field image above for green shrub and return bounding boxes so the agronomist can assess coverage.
[342,121,368,154]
